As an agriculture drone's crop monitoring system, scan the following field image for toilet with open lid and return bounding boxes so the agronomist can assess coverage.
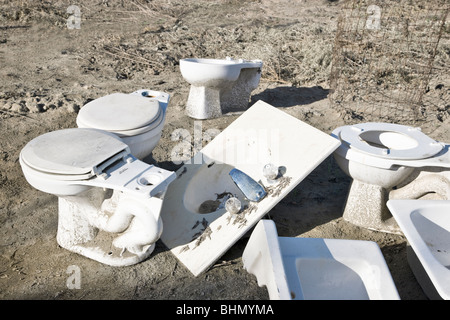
[19,128,176,266]
[332,122,450,233]
[336,122,444,163]
[76,90,170,160]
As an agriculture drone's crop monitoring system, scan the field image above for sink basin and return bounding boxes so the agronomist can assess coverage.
[243,220,400,300]
[159,100,341,276]
[387,199,450,299]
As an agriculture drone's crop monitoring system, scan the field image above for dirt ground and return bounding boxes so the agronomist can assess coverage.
[0,0,449,301]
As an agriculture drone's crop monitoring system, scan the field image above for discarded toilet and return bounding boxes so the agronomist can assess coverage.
[179,57,263,119]
[242,219,400,300]
[76,89,170,160]
[331,122,450,234]
[159,100,340,276]
[388,199,450,300]
[19,128,175,266]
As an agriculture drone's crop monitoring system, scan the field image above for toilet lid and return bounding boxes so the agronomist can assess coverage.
[20,128,129,176]
[339,123,443,160]
[76,93,163,134]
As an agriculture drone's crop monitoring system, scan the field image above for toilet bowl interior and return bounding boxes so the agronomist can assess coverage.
[337,123,443,160]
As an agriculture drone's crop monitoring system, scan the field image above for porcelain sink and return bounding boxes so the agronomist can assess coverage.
[243,219,400,300]
[159,100,341,276]
[387,199,450,299]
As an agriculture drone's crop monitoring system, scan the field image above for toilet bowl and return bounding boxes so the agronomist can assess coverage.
[179,57,263,119]
[76,90,170,160]
[387,200,450,300]
[331,122,450,234]
[19,128,176,266]
[242,220,400,300]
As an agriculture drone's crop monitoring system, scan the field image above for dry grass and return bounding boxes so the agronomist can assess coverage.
[329,0,449,125]
[98,0,336,86]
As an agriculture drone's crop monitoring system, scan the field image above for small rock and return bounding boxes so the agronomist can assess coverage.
[2,101,11,109]
[10,103,28,113]
[30,104,45,113]
[65,103,80,113]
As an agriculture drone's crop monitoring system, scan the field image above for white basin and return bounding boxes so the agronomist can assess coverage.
[159,100,341,276]
[243,220,400,300]
[387,199,450,299]
[180,58,262,85]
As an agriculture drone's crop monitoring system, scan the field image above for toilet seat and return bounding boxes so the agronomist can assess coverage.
[339,123,443,160]
[20,128,128,177]
[20,128,176,198]
[76,93,164,137]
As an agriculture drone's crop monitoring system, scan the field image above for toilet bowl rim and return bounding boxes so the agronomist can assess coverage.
[180,57,263,68]
[333,122,443,160]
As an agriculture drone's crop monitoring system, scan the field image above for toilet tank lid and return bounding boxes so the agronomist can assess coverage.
[20,128,129,175]
[77,93,162,131]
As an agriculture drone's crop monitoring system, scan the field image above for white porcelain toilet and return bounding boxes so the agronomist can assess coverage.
[76,89,170,160]
[179,57,263,119]
[331,122,450,234]
[242,220,400,300]
[19,128,176,266]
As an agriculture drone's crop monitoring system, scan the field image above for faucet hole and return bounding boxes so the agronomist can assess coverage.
[139,173,161,186]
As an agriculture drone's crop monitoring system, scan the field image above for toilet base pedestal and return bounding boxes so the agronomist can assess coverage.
[342,179,402,234]
[59,230,156,267]
[56,189,157,267]
[185,68,261,120]
[220,68,261,112]
[186,85,223,119]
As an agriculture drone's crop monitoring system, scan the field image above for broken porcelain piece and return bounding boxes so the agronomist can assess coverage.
[76,90,170,160]
[331,122,450,234]
[390,170,450,201]
[179,57,263,119]
[159,100,340,276]
[387,199,450,300]
[243,220,400,300]
[19,128,176,266]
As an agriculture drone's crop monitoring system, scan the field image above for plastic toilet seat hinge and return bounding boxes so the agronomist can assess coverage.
[91,148,132,179]
[83,152,176,199]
